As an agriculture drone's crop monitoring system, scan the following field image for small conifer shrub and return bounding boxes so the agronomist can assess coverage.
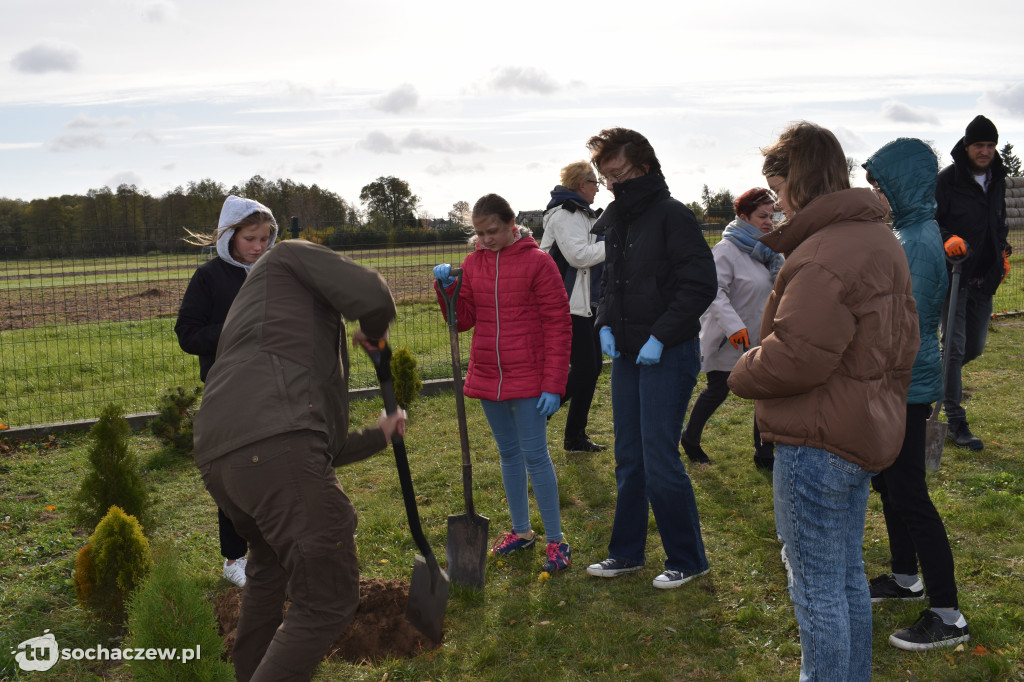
[74,505,153,624]
[74,403,150,531]
[391,347,423,412]
[147,386,201,453]
[127,549,233,681]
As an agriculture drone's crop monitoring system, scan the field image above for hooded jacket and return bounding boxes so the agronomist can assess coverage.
[594,173,717,354]
[728,189,919,472]
[193,240,396,467]
[539,186,604,316]
[174,197,279,381]
[864,138,948,405]
[436,230,571,401]
[935,138,1009,295]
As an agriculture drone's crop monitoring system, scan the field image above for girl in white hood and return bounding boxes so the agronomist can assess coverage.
[175,195,278,586]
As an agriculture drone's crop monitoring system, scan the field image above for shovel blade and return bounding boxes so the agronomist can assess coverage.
[406,554,450,644]
[446,513,490,590]
[924,420,946,471]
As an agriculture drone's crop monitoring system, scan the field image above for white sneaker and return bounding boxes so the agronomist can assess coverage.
[223,557,247,586]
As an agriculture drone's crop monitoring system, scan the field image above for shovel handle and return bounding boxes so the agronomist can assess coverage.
[365,343,438,565]
[437,269,478,517]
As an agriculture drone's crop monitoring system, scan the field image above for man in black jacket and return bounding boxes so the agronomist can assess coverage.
[935,115,1011,450]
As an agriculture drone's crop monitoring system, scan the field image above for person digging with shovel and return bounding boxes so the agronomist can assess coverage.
[193,239,406,682]
[863,139,969,651]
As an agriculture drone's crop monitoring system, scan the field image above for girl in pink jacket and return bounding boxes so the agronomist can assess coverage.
[434,194,573,574]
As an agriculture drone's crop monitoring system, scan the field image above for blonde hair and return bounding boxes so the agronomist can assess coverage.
[761,121,850,213]
[183,210,274,247]
[560,161,594,191]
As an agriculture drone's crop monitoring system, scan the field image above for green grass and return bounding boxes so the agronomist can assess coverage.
[1,303,468,427]
[2,321,1022,680]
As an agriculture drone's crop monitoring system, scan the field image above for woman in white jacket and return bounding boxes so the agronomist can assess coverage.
[539,161,607,452]
[681,188,783,468]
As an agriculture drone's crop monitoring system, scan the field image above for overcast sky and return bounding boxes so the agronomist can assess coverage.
[3,0,1023,220]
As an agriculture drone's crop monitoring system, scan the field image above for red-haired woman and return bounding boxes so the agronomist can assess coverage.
[681,188,783,469]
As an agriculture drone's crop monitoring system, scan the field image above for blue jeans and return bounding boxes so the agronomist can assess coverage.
[607,339,708,573]
[480,398,563,543]
[940,285,992,424]
[774,445,872,682]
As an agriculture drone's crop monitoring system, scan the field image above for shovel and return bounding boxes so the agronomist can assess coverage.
[366,342,449,643]
[437,268,490,589]
[924,254,966,471]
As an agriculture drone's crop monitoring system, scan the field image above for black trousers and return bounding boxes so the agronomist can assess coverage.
[219,506,248,560]
[683,370,770,453]
[562,312,604,440]
[871,403,959,609]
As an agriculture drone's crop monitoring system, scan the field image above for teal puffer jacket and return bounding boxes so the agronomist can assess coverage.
[863,138,948,404]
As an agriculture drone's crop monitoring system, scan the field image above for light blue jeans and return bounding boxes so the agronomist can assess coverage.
[480,397,562,543]
[774,445,872,682]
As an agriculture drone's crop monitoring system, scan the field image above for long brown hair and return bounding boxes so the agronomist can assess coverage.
[761,121,850,213]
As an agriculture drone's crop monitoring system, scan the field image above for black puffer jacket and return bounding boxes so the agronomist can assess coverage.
[594,173,717,355]
[174,257,247,382]
[935,139,1009,295]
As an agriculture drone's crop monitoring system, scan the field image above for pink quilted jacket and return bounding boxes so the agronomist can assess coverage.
[436,234,571,401]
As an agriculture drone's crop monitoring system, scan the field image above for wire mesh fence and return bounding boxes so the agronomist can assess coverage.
[2,224,1021,430]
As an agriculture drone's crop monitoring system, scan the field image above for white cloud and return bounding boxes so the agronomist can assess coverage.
[49,134,107,152]
[881,100,940,125]
[425,158,485,176]
[982,83,1024,117]
[403,129,485,154]
[372,83,419,113]
[225,144,262,156]
[11,44,81,74]
[358,131,401,154]
[142,0,178,23]
[67,114,133,129]
[683,134,718,150]
[105,171,145,189]
[489,66,560,95]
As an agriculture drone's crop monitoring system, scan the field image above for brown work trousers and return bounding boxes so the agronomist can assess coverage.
[200,430,360,682]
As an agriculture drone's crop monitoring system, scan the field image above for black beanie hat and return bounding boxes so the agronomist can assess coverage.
[964,115,998,145]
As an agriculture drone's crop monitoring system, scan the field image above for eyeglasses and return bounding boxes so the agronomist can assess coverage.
[584,179,599,185]
[768,178,786,201]
[599,165,634,187]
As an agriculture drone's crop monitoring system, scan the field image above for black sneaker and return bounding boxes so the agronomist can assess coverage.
[947,421,983,450]
[889,610,970,651]
[680,433,711,464]
[869,574,924,602]
[564,435,607,452]
[586,557,645,577]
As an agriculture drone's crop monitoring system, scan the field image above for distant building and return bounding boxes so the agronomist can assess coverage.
[516,210,545,228]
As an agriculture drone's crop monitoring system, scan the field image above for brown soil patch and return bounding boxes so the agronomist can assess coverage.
[213,577,441,666]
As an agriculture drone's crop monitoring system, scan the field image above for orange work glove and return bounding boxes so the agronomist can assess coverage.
[944,235,967,257]
[729,328,750,350]
[1003,250,1011,282]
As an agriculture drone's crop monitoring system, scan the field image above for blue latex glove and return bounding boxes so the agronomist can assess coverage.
[599,326,620,358]
[537,392,560,417]
[433,263,455,287]
[636,335,663,366]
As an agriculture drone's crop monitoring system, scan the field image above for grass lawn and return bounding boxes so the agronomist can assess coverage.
[1,321,1022,681]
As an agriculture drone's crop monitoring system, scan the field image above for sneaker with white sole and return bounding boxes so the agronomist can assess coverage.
[889,610,970,651]
[223,558,247,587]
[652,567,710,589]
[869,573,924,602]
[586,557,645,577]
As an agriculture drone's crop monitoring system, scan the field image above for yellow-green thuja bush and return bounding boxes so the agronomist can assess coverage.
[73,505,153,624]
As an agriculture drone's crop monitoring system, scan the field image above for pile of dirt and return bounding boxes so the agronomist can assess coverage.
[213,576,441,664]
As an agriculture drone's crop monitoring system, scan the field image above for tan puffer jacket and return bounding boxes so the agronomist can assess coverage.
[728,188,919,472]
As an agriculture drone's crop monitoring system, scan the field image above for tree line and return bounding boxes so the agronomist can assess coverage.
[0,175,470,259]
